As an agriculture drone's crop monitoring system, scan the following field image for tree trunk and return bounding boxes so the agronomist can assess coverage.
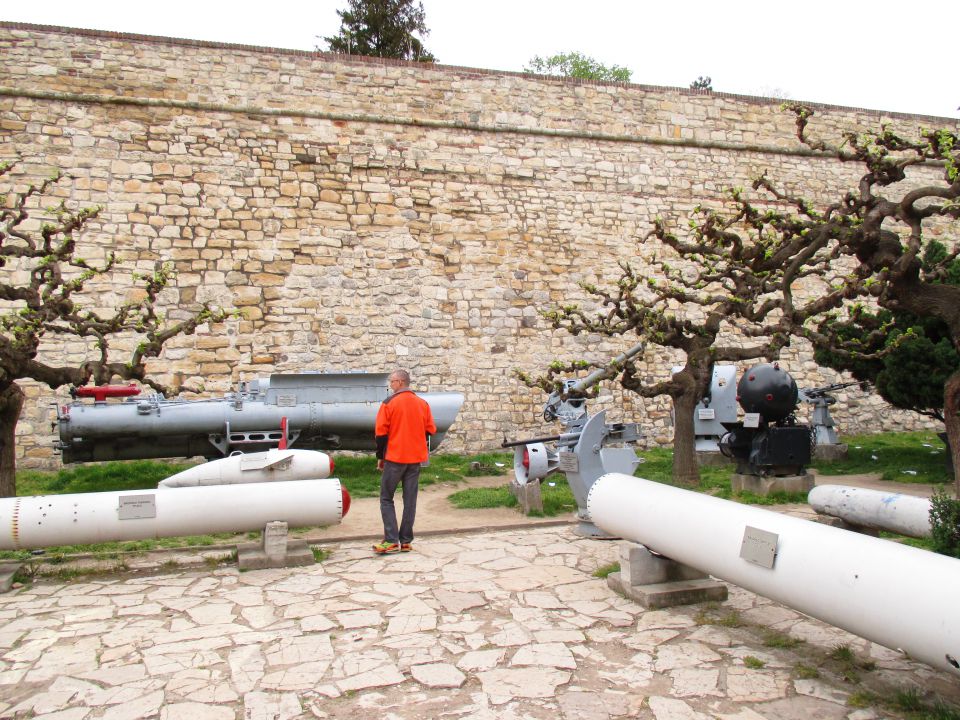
[943,370,960,498]
[671,389,701,488]
[0,383,24,498]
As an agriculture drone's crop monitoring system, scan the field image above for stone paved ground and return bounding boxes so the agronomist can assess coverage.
[0,526,957,720]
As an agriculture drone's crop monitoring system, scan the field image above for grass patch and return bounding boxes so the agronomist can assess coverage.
[311,547,329,563]
[0,532,243,562]
[336,452,512,499]
[16,460,195,496]
[593,562,620,579]
[794,663,820,679]
[811,431,951,485]
[762,630,804,649]
[695,607,743,628]
[743,655,765,669]
[634,448,806,504]
[448,486,517,510]
[634,431,953,505]
[447,477,577,517]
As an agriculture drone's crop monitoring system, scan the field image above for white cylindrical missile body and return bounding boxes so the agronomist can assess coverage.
[808,484,932,538]
[158,449,333,488]
[0,479,349,551]
[587,473,960,675]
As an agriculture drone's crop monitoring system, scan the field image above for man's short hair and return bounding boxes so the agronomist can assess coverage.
[391,369,411,385]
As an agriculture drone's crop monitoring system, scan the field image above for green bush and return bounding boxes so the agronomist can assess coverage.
[930,489,960,558]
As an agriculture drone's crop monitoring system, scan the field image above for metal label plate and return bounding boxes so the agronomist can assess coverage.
[118,494,157,520]
[557,452,579,473]
[276,394,298,407]
[740,526,778,569]
[698,408,716,420]
[743,412,761,428]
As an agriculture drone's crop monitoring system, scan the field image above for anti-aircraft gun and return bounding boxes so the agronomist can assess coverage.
[718,362,813,477]
[502,343,646,536]
[55,372,464,464]
[798,380,867,447]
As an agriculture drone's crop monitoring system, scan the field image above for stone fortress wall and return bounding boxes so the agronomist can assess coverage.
[1,23,957,468]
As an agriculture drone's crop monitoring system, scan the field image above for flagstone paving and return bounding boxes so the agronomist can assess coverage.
[0,526,957,719]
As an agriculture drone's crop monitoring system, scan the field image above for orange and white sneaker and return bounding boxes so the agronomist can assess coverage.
[373,541,400,555]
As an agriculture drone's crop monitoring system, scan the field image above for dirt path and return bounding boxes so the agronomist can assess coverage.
[300,474,571,545]
[301,467,946,546]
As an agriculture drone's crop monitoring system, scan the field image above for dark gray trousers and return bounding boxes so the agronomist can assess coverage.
[379,461,421,544]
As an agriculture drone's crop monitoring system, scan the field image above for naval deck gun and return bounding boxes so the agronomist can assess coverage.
[503,342,646,536]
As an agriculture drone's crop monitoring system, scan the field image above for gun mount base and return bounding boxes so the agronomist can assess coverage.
[730,472,814,497]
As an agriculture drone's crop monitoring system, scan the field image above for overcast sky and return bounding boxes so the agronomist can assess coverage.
[4,1,957,119]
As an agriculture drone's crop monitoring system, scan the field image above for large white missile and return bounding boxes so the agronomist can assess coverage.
[808,484,932,538]
[587,472,960,675]
[0,479,349,551]
[159,449,333,488]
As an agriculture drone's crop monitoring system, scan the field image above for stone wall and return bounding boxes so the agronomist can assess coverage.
[1,24,957,468]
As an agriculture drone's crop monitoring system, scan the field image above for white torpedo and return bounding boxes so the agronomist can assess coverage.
[0,479,350,550]
[158,448,333,488]
[587,472,960,676]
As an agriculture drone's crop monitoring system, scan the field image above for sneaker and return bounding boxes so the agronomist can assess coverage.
[400,543,413,553]
[373,541,400,555]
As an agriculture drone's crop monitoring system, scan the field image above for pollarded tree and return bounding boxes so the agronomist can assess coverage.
[774,106,960,493]
[324,0,435,61]
[521,188,865,487]
[525,106,960,492]
[0,160,230,496]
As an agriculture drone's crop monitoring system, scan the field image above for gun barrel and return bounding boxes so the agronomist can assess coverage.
[501,431,582,449]
[568,341,645,395]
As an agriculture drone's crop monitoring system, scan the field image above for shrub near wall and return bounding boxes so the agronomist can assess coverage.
[1,23,956,468]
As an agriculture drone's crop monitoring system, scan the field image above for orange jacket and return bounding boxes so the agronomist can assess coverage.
[375,389,437,464]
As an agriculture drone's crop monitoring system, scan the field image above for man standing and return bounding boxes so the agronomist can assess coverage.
[373,369,437,555]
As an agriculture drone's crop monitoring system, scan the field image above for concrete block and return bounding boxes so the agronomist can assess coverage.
[813,444,848,461]
[813,514,880,537]
[696,451,732,467]
[263,521,289,561]
[607,573,728,609]
[510,480,543,515]
[237,522,315,570]
[731,473,814,496]
[609,543,727,609]
[619,541,708,585]
[0,563,21,593]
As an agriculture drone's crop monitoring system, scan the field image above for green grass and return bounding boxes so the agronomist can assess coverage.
[634,448,809,504]
[812,431,951,485]
[16,460,195,496]
[448,486,517,510]
[336,452,510,499]
[636,430,953,503]
[0,532,242,562]
[593,561,620,578]
[762,630,804,649]
[447,476,577,517]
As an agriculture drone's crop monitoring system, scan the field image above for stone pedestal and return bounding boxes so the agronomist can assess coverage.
[510,480,543,515]
[237,521,315,570]
[813,514,880,537]
[731,473,814,496]
[813,444,849,461]
[0,563,21,593]
[696,451,731,467]
[606,542,727,609]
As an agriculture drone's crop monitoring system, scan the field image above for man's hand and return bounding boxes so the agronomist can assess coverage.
[377,459,384,472]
